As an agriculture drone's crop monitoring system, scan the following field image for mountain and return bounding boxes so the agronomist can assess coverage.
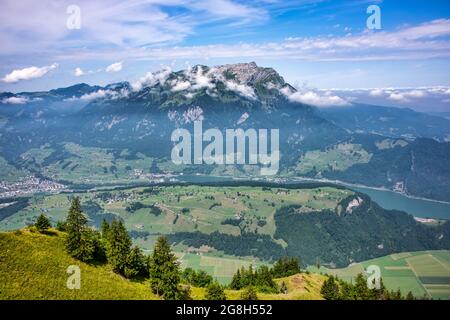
[0,62,449,201]
[274,193,450,267]
[320,104,450,142]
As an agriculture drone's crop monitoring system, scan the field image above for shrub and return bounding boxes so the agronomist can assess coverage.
[205,281,226,300]
[35,214,51,232]
[240,286,258,300]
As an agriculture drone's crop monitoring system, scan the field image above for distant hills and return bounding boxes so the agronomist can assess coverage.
[1,62,449,201]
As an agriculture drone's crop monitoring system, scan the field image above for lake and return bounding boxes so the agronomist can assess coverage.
[352,186,450,220]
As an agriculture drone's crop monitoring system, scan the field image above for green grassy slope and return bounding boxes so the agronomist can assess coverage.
[0,229,156,300]
[0,229,326,300]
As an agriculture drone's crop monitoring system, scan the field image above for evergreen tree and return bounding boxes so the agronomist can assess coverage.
[320,276,340,300]
[124,246,147,278]
[148,236,181,300]
[272,256,301,278]
[65,197,95,262]
[101,219,110,238]
[205,281,227,300]
[406,291,415,300]
[256,265,277,293]
[35,214,51,232]
[339,281,355,300]
[106,219,132,275]
[240,286,258,300]
[56,220,67,232]
[230,268,242,290]
[181,268,213,287]
[354,273,370,300]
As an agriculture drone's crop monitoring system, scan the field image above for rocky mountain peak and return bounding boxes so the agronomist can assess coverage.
[215,62,285,87]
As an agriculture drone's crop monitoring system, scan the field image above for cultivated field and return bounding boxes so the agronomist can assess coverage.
[309,251,450,299]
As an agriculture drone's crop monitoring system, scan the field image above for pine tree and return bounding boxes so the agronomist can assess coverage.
[256,265,277,292]
[320,276,340,300]
[240,286,258,300]
[35,214,51,232]
[148,236,181,300]
[56,220,67,232]
[101,219,110,238]
[339,281,354,300]
[272,256,301,278]
[106,219,132,275]
[406,291,415,300]
[65,197,95,261]
[230,268,242,290]
[205,281,227,300]
[124,246,147,278]
[354,273,370,300]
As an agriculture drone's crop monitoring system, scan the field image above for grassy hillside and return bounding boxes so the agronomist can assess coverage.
[0,229,325,300]
[0,229,157,300]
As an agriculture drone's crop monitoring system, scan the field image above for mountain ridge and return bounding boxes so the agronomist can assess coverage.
[0,62,449,201]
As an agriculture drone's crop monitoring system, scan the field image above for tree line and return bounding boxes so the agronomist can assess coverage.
[320,274,427,300]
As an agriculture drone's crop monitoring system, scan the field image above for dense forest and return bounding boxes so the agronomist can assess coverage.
[274,195,450,267]
[168,231,285,262]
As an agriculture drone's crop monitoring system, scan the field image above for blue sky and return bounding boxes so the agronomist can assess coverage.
[1,0,450,111]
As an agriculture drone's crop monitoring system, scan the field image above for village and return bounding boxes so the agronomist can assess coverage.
[0,176,67,198]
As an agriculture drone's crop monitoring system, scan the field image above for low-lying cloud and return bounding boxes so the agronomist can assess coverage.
[1,96,29,104]
[281,87,350,107]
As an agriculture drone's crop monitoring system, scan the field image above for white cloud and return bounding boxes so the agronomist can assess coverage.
[406,90,427,98]
[0,0,267,56]
[225,80,256,99]
[66,89,119,101]
[171,80,191,92]
[73,67,99,77]
[369,88,385,97]
[131,67,172,91]
[2,63,58,83]
[318,86,450,112]
[62,19,450,63]
[388,92,409,102]
[388,90,427,102]
[284,89,350,107]
[106,61,123,73]
[190,66,216,91]
[74,67,85,77]
[2,96,28,104]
